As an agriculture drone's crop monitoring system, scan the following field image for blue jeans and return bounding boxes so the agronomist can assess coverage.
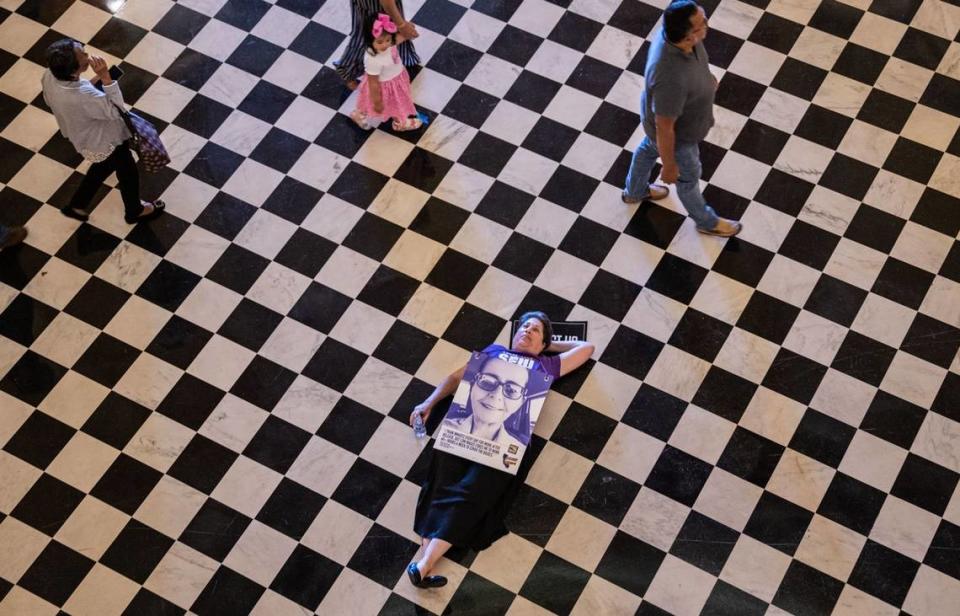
[624,136,718,229]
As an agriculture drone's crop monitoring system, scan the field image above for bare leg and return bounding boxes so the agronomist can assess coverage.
[416,538,452,576]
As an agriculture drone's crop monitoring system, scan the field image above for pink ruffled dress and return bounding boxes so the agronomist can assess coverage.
[355,46,417,121]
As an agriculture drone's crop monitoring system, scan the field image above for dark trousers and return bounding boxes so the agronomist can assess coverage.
[69,141,141,219]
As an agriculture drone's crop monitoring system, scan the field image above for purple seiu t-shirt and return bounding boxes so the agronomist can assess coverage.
[479,344,561,380]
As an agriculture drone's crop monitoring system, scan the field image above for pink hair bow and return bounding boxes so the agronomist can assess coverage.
[372,13,397,37]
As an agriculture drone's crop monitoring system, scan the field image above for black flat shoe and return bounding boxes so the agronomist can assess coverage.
[406,563,447,588]
[60,207,89,221]
[125,200,165,224]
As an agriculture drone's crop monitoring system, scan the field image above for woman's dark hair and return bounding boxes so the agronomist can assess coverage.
[46,38,80,80]
[518,311,553,351]
[663,0,700,43]
[361,13,396,55]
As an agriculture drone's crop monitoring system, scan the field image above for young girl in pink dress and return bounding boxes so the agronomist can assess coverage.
[351,13,423,132]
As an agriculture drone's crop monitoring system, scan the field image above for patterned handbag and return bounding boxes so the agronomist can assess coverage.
[114,104,170,172]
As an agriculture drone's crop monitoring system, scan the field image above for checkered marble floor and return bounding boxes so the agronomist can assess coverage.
[0,0,959,614]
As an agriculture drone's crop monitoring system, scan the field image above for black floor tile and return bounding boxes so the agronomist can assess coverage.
[346,524,418,589]
[488,25,544,66]
[442,304,506,352]
[157,373,224,430]
[831,330,898,387]
[894,27,950,70]
[857,88,914,133]
[848,540,919,607]
[227,34,283,77]
[195,192,257,241]
[883,137,942,185]
[218,299,284,351]
[789,408,855,468]
[579,270,642,322]
[243,416,311,474]
[833,42,889,84]
[261,177,323,225]
[180,499,252,561]
[90,454,163,515]
[257,478,327,541]
[645,445,714,507]
[749,12,802,53]
[572,465,641,527]
[0,293,58,347]
[73,333,141,388]
[644,253,710,305]
[622,384,687,441]
[238,80,298,124]
[504,70,562,114]
[459,131,517,176]
[670,510,740,575]
[100,520,175,584]
[601,325,664,381]
[302,338,368,391]
[736,291,801,345]
[871,257,935,310]
[147,315,213,370]
[891,453,959,516]
[744,491,812,556]
[772,560,843,616]
[427,39,483,81]
[550,402,617,461]
[3,411,74,470]
[762,348,828,405]
[153,5,210,47]
[393,148,454,195]
[693,367,758,423]
[0,351,66,408]
[476,181,536,228]
[342,212,404,261]
[540,166,600,213]
[331,458,401,519]
[522,117,580,162]
[505,484,567,547]
[82,392,151,450]
[192,566,265,616]
[373,320,437,374]
[519,551,591,615]
[901,313,960,369]
[183,141,245,188]
[168,434,240,494]
[18,540,94,606]
[548,11,603,53]
[250,127,310,173]
[270,545,341,610]
[817,472,886,535]
[778,221,840,270]
[316,397,383,455]
[206,244,271,295]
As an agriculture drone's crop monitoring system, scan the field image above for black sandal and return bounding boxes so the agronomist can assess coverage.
[60,207,89,221]
[125,200,165,224]
[406,563,447,588]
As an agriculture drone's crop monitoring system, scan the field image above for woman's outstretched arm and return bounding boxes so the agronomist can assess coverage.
[409,365,467,426]
[549,340,595,377]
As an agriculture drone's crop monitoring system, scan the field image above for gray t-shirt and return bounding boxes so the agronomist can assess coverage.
[641,29,716,144]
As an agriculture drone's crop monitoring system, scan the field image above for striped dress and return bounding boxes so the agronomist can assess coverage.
[335,0,420,83]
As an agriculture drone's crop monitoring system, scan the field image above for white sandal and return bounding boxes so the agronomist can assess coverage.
[392,116,423,131]
[350,110,371,130]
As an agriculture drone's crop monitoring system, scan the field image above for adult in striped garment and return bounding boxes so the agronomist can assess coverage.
[335,0,420,89]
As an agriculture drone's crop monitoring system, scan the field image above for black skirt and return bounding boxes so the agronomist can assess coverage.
[413,448,534,551]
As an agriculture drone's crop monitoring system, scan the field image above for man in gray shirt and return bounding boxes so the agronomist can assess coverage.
[623,1,741,237]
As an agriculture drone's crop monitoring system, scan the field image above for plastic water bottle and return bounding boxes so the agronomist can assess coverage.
[413,411,427,439]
